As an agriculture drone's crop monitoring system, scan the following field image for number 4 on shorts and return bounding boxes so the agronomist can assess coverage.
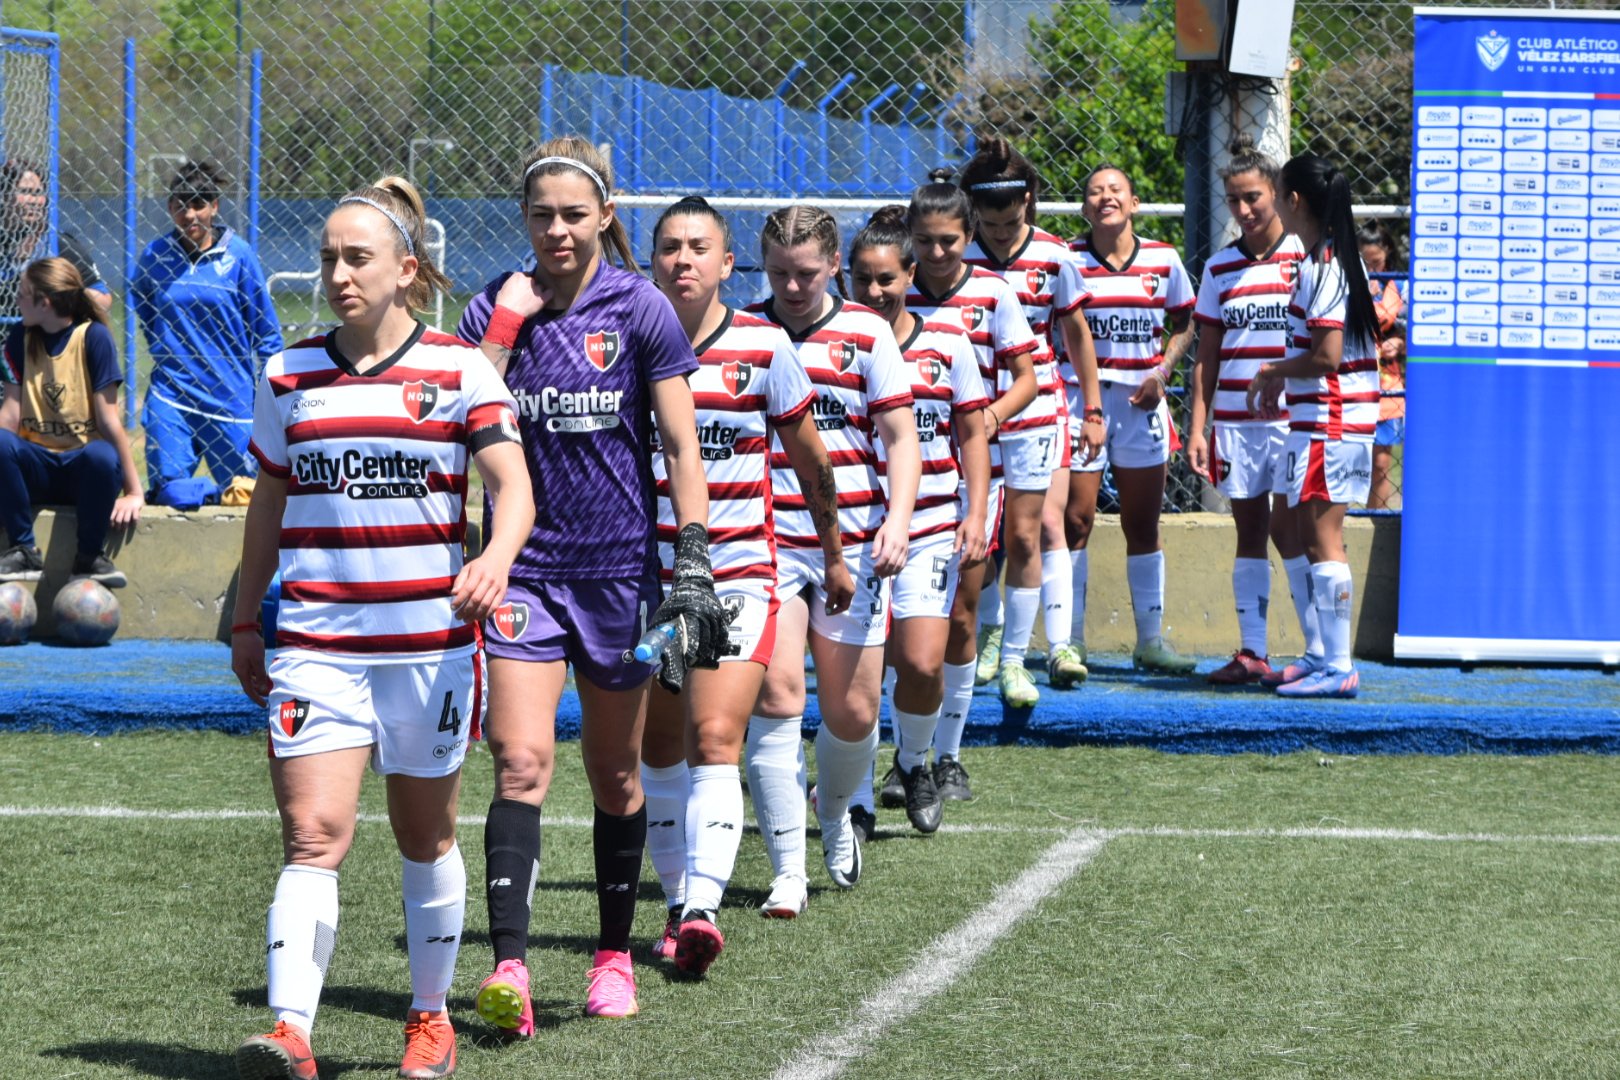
[438,691,461,736]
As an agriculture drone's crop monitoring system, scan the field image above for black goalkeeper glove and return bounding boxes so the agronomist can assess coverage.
[650,522,730,693]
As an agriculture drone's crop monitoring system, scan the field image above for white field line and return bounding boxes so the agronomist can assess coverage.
[768,827,1109,1080]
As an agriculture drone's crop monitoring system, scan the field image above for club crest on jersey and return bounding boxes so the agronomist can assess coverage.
[721,359,754,398]
[1139,272,1162,297]
[829,339,857,373]
[722,594,745,625]
[402,380,439,423]
[491,602,530,642]
[1279,260,1299,290]
[917,356,944,387]
[279,698,310,738]
[960,305,986,332]
[1025,268,1048,295]
[584,330,621,372]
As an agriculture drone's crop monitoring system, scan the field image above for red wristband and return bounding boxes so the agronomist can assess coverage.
[230,622,260,635]
[484,305,526,351]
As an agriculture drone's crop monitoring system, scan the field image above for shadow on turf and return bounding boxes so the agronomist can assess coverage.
[232,985,580,1038]
[44,1040,377,1078]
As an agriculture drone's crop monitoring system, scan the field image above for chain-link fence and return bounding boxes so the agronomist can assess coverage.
[12,0,1594,511]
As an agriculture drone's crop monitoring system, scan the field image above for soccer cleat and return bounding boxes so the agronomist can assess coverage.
[475,958,534,1038]
[70,551,126,588]
[585,949,639,1018]
[652,905,680,960]
[1275,666,1361,699]
[1207,649,1273,685]
[999,661,1039,708]
[399,1011,456,1078]
[849,803,877,844]
[0,544,43,583]
[1260,655,1324,688]
[760,873,808,918]
[673,909,725,978]
[974,624,1003,685]
[933,754,975,802]
[236,1021,318,1080]
[1048,643,1089,689]
[899,761,943,834]
[821,812,863,889]
[1132,637,1198,675]
[878,754,906,808]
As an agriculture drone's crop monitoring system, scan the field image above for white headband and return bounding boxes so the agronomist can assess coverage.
[337,196,416,255]
[523,156,609,201]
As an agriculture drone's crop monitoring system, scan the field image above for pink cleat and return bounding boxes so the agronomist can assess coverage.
[673,910,725,978]
[475,958,534,1038]
[585,949,638,1018]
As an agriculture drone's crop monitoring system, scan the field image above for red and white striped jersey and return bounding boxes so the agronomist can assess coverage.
[651,308,814,583]
[250,324,519,663]
[1070,236,1195,386]
[1286,243,1379,442]
[906,267,1043,436]
[876,318,991,540]
[1194,234,1306,425]
[965,228,1086,399]
[751,298,913,549]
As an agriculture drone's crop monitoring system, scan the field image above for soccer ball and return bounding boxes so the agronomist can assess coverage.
[52,579,121,646]
[0,582,36,644]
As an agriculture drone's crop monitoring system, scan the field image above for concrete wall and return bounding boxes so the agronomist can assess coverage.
[21,508,1402,658]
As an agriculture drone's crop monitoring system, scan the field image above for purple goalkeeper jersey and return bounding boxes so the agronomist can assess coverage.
[460,263,698,579]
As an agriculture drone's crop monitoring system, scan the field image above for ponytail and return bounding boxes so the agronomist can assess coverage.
[22,257,106,328]
[907,167,977,236]
[1280,154,1379,350]
[1220,132,1280,187]
[959,136,1041,224]
[520,136,638,272]
[849,204,914,269]
[337,175,452,314]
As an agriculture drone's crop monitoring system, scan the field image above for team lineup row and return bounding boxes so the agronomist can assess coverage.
[208,131,1383,1079]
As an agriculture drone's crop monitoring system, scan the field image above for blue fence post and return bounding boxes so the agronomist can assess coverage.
[934,93,963,174]
[707,87,723,192]
[47,33,60,253]
[898,81,925,187]
[247,49,261,248]
[860,84,901,196]
[630,77,645,191]
[122,38,137,428]
[773,59,805,196]
[539,65,554,140]
[816,73,855,195]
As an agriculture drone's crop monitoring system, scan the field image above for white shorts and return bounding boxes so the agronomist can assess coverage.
[1000,429,1061,491]
[1284,433,1373,507]
[890,531,960,621]
[959,478,1005,554]
[1213,422,1288,501]
[1069,380,1172,473]
[665,577,778,665]
[266,649,485,776]
[777,542,890,646]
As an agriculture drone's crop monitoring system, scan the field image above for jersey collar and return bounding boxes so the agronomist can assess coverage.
[912,265,972,305]
[693,306,736,357]
[767,296,844,342]
[1236,231,1290,264]
[1083,235,1140,274]
[973,226,1034,271]
[324,319,426,378]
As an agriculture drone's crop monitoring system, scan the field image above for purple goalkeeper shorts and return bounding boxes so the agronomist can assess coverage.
[483,573,663,691]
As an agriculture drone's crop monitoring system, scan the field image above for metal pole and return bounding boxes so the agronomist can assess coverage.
[234,0,246,199]
[247,49,261,248]
[123,39,137,428]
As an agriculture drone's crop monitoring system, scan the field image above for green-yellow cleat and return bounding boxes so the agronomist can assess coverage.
[974,625,1003,686]
[998,661,1040,708]
[1049,643,1089,689]
[1133,636,1198,675]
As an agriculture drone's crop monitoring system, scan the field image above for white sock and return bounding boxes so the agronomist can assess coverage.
[1284,554,1325,660]
[1041,548,1072,649]
[1000,586,1042,667]
[1310,561,1355,672]
[1069,548,1089,646]
[1126,551,1166,644]
[934,659,976,760]
[402,845,465,1014]
[813,723,879,830]
[893,706,938,772]
[641,761,689,909]
[746,715,807,880]
[684,764,743,915]
[266,864,338,1033]
[1233,557,1271,656]
[979,573,1004,628]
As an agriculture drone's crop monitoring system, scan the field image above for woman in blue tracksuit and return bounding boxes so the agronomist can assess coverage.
[134,160,282,495]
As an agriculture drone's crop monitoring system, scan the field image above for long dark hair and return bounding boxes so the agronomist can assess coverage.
[959,137,1040,224]
[907,167,977,237]
[1280,154,1378,350]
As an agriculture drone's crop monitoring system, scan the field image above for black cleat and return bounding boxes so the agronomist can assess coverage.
[899,761,943,834]
[878,753,906,808]
[933,755,975,802]
[848,803,876,844]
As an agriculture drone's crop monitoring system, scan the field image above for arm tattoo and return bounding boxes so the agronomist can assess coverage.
[806,460,841,553]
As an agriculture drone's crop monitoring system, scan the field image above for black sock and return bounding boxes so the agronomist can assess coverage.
[484,798,541,965]
[593,803,647,953]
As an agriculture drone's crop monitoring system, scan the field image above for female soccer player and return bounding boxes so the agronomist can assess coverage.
[746,204,919,916]
[641,196,849,974]
[459,137,725,1026]
[903,172,1039,800]
[1246,153,1380,697]
[229,176,534,1080]
[1066,164,1198,675]
[1185,137,1314,684]
[1357,222,1406,511]
[959,140,1104,697]
[850,205,991,832]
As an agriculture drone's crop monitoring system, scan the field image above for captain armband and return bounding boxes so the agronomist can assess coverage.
[468,405,523,452]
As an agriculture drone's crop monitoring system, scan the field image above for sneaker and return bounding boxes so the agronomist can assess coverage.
[236,1021,318,1080]
[933,754,975,802]
[399,1010,456,1078]
[898,761,943,834]
[821,812,863,889]
[1207,648,1273,685]
[673,909,725,978]
[999,661,1039,707]
[849,803,877,844]
[760,873,808,918]
[1049,643,1089,689]
[585,949,638,1018]
[878,754,906,808]
[652,905,680,960]
[974,624,1003,685]
[0,544,43,583]
[1276,666,1361,699]
[475,958,534,1038]
[70,551,126,588]
[1132,637,1198,675]
[1260,654,1324,688]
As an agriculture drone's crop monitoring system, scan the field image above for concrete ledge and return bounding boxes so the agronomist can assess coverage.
[21,508,1401,658]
